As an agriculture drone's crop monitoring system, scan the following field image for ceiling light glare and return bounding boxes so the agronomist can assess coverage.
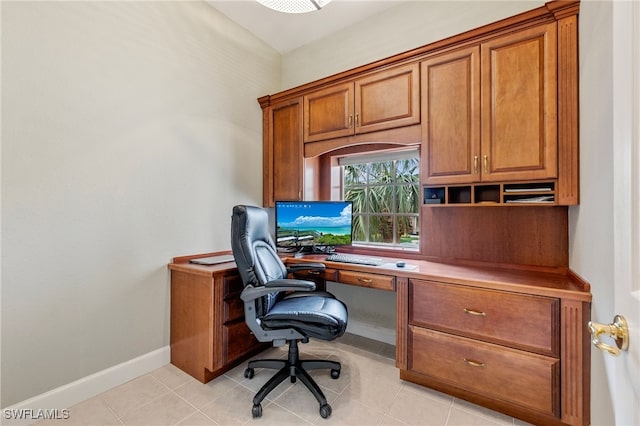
[257,0,332,14]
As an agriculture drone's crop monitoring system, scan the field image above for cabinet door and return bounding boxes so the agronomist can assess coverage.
[355,63,420,135]
[481,22,557,182]
[265,98,303,206]
[304,82,353,142]
[421,47,480,185]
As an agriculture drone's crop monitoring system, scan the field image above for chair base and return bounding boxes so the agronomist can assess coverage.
[244,339,341,419]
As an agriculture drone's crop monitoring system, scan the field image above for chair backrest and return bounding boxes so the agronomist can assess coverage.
[231,205,288,316]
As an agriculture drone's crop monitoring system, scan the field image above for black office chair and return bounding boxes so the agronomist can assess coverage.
[231,205,348,419]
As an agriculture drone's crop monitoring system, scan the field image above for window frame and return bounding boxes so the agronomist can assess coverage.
[340,149,420,251]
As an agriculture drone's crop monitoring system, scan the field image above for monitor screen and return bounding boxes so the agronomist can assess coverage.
[275,201,353,249]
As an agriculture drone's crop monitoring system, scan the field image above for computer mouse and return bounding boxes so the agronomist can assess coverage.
[396,261,406,268]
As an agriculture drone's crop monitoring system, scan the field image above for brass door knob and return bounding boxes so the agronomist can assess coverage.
[588,315,629,356]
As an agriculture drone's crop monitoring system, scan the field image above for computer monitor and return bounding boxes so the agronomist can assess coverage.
[275,200,353,252]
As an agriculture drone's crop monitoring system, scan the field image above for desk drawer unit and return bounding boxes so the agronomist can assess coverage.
[169,264,266,384]
[410,279,559,356]
[406,278,564,422]
[409,327,560,417]
[338,270,396,291]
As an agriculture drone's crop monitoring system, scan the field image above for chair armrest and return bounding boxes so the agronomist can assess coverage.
[286,262,326,274]
[240,279,316,302]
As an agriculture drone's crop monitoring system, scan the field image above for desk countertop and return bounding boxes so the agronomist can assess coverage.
[284,254,591,301]
[169,251,591,302]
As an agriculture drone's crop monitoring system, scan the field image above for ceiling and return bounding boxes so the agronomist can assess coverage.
[207,0,407,54]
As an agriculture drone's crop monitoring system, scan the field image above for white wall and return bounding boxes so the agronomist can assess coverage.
[1,1,279,407]
[282,1,543,89]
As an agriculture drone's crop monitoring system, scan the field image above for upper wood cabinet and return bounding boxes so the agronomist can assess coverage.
[421,46,481,185]
[422,22,557,185]
[260,1,579,207]
[481,22,557,182]
[263,97,304,206]
[303,63,420,143]
[303,82,353,142]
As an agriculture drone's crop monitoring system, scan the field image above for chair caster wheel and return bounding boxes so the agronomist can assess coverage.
[244,368,254,379]
[252,403,262,418]
[319,403,332,419]
[331,369,340,379]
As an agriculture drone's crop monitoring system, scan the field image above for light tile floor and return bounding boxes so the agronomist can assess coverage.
[36,334,532,426]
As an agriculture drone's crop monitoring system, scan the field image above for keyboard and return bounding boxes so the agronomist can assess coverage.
[325,253,384,266]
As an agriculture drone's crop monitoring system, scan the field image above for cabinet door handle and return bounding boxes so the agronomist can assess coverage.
[348,115,353,128]
[357,277,373,284]
[355,113,359,127]
[464,308,486,316]
[463,358,486,368]
[483,155,489,173]
[473,155,479,174]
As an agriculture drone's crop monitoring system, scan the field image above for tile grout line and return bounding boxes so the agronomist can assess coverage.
[143,372,223,426]
[378,381,410,426]
[97,375,175,425]
[443,395,455,426]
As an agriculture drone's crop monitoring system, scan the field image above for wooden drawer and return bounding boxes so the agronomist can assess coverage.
[293,268,337,282]
[224,298,244,323]
[409,326,560,418]
[223,320,261,364]
[338,270,395,291]
[410,279,559,356]
[223,274,245,323]
[223,274,244,297]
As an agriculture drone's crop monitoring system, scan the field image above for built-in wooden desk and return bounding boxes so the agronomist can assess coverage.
[170,252,591,426]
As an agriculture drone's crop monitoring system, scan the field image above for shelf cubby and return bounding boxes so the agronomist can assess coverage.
[424,187,445,204]
[423,181,557,206]
[448,186,472,204]
[474,185,500,204]
[503,181,555,205]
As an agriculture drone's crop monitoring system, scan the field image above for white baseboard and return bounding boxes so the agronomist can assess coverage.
[346,319,396,346]
[2,346,170,425]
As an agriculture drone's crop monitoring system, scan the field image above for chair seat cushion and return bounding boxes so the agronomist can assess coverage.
[261,296,348,340]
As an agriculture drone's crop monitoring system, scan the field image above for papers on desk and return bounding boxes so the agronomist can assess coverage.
[379,262,418,271]
[189,255,235,265]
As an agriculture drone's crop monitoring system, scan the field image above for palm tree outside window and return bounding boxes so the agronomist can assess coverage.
[341,150,419,250]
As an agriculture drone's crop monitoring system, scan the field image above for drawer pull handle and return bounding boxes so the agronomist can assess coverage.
[463,358,486,368]
[464,308,486,316]
[307,271,320,276]
[357,278,373,284]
